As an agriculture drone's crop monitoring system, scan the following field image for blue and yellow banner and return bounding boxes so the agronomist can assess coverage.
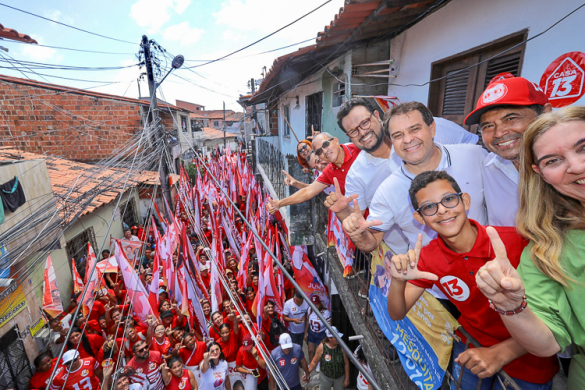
[369,242,459,390]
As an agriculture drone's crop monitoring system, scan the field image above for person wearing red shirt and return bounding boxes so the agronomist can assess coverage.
[162,356,198,390]
[235,340,268,390]
[49,350,101,390]
[29,353,62,390]
[386,171,558,388]
[200,264,211,290]
[151,323,173,357]
[127,340,165,390]
[243,287,255,315]
[66,327,104,360]
[267,133,360,214]
[208,311,225,341]
[174,333,207,386]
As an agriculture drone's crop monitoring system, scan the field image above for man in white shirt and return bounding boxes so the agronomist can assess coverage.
[282,292,309,346]
[342,102,487,256]
[463,77,552,226]
[124,228,141,242]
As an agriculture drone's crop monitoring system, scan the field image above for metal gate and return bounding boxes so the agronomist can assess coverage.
[0,326,33,390]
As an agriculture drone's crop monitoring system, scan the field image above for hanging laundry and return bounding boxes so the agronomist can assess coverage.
[0,177,26,212]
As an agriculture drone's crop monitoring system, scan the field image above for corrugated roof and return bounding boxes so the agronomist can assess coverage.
[247,0,449,105]
[0,23,37,44]
[0,74,189,112]
[0,148,174,221]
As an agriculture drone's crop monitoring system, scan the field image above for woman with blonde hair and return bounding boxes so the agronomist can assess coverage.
[476,105,585,388]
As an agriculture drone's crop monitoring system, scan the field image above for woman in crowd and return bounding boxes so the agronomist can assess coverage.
[175,333,208,385]
[201,300,212,327]
[228,258,239,276]
[150,323,172,358]
[209,311,225,341]
[305,295,331,364]
[354,345,373,390]
[235,341,267,390]
[476,106,585,388]
[162,356,199,390]
[218,322,241,384]
[66,326,104,359]
[304,326,350,390]
[296,140,313,170]
[200,342,232,390]
[29,353,60,389]
[243,287,255,314]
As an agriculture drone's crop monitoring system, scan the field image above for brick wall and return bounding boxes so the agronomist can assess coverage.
[0,78,176,162]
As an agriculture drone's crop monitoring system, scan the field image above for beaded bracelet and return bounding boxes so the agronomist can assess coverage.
[488,295,527,315]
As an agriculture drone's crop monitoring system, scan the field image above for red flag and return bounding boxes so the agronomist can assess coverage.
[71,259,85,296]
[81,243,99,317]
[149,247,161,318]
[42,255,63,318]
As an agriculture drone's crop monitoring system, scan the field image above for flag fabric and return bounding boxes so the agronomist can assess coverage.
[291,246,330,310]
[327,211,355,277]
[114,240,154,324]
[42,255,64,318]
[96,256,118,274]
[81,243,100,317]
[149,248,161,319]
[71,259,85,296]
[110,237,143,265]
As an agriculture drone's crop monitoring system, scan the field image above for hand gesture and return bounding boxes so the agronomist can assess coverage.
[160,362,169,373]
[146,315,156,327]
[386,234,438,281]
[165,326,173,337]
[475,227,525,311]
[294,318,303,324]
[59,327,69,337]
[171,303,177,311]
[455,345,506,378]
[324,177,357,214]
[341,199,382,238]
[302,373,310,383]
[203,352,210,360]
[103,362,114,378]
[104,302,113,312]
[267,198,280,215]
[282,170,297,187]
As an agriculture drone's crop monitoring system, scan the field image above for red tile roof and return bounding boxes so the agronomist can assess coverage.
[0,23,37,44]
[0,148,176,221]
[201,127,238,140]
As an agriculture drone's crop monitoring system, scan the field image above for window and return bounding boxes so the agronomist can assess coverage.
[66,227,97,280]
[282,105,291,136]
[428,31,527,130]
[180,115,188,131]
[332,80,345,107]
[0,326,33,390]
[305,92,323,138]
[213,120,220,127]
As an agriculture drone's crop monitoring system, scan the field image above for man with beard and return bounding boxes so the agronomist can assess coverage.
[464,77,552,227]
[127,340,164,390]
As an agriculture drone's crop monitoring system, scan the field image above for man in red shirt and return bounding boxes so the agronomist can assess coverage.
[49,350,101,390]
[127,340,165,390]
[266,132,360,214]
[386,170,558,388]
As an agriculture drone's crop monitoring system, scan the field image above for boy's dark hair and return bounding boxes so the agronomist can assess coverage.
[336,97,376,132]
[385,102,434,135]
[167,355,184,368]
[409,171,462,210]
[34,352,51,368]
[294,291,304,300]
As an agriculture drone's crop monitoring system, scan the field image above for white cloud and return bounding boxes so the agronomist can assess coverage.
[43,10,74,25]
[18,35,63,63]
[222,29,242,43]
[130,0,192,33]
[214,0,343,40]
[163,22,204,46]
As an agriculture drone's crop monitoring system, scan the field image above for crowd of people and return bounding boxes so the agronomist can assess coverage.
[268,76,584,389]
[31,149,373,390]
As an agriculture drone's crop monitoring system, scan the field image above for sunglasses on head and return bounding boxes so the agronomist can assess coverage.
[314,138,335,157]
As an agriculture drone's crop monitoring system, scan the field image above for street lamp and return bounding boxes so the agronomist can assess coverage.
[157,54,184,87]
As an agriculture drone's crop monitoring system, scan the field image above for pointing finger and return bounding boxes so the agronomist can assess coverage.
[419,271,439,281]
[281,170,291,178]
[486,227,508,261]
[413,234,423,267]
[352,199,361,215]
[333,177,341,195]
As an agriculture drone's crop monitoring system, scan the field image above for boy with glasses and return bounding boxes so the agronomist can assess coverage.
[386,170,558,389]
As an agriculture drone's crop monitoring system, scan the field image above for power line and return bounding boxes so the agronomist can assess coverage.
[0,2,138,45]
[185,0,333,68]
[4,39,136,55]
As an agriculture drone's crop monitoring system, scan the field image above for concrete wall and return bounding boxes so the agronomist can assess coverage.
[387,0,585,106]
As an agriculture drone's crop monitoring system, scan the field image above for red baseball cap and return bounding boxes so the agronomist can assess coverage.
[310,295,321,305]
[464,77,549,125]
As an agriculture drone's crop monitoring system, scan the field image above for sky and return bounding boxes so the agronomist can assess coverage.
[0,0,345,111]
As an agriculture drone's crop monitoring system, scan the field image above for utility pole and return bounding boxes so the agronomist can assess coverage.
[223,101,226,149]
[250,78,258,136]
[142,35,173,214]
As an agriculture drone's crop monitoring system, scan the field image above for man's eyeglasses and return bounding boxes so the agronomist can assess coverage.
[346,113,373,138]
[135,346,149,353]
[314,138,335,157]
[416,193,463,216]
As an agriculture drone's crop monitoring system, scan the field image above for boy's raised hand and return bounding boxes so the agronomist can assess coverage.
[476,227,525,311]
[385,234,438,281]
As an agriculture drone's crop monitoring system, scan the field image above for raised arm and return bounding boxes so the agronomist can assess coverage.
[282,170,310,190]
[267,180,328,214]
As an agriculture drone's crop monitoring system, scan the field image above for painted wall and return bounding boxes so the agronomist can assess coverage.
[388,0,585,106]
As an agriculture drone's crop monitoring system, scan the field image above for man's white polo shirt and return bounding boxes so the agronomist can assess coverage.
[367,142,488,255]
[482,152,519,227]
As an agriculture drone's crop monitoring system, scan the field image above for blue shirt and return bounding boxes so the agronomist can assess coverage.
[270,345,304,387]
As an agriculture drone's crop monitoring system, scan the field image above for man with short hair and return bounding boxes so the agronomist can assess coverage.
[464,77,552,227]
[269,333,310,390]
[283,292,309,346]
[267,132,360,214]
[124,228,140,242]
[342,101,487,255]
[49,350,101,390]
[127,340,165,390]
